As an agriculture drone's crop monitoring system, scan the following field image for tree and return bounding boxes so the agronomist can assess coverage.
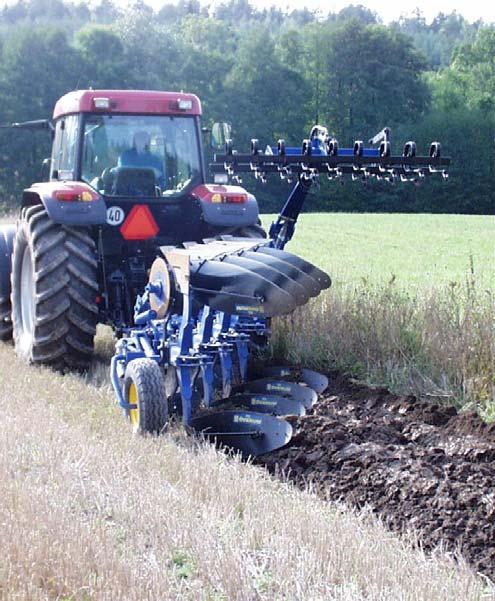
[115,5,180,90]
[451,28,495,113]
[157,0,203,23]
[174,16,237,118]
[337,5,378,25]
[75,25,130,89]
[92,0,120,24]
[223,28,309,145]
[214,0,254,23]
[321,21,430,141]
[0,28,82,200]
[392,10,480,68]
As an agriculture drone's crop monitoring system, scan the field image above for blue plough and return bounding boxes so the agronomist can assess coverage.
[110,125,449,456]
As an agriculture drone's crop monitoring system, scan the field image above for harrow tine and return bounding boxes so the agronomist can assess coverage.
[192,410,292,457]
[239,378,317,409]
[255,366,329,394]
[230,393,306,416]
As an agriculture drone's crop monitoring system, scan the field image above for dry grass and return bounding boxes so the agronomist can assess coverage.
[272,279,495,417]
[0,344,492,600]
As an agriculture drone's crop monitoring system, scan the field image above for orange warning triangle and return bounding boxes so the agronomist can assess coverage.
[120,204,159,241]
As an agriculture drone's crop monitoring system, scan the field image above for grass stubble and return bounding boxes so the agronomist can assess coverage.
[0,213,493,598]
[0,343,493,601]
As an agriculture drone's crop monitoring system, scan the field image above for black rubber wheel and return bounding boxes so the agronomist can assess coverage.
[11,205,98,370]
[0,223,15,342]
[123,358,168,434]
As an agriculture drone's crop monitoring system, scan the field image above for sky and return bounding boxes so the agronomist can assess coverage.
[1,0,491,24]
[138,0,495,24]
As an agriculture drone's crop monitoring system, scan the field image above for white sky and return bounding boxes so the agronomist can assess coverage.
[1,0,492,24]
[138,0,495,24]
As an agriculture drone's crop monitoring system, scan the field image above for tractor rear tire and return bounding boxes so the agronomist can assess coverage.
[0,223,15,342]
[11,205,98,370]
[123,358,168,434]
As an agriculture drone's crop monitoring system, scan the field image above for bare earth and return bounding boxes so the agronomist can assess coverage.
[260,372,495,579]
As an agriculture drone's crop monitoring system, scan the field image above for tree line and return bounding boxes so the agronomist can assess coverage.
[0,0,493,214]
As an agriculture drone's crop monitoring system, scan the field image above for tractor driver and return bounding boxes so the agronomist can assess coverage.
[118,131,165,189]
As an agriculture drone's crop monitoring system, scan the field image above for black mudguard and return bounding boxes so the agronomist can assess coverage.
[0,223,16,304]
[22,182,107,226]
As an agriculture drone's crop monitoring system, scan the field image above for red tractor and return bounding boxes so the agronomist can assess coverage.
[0,90,264,369]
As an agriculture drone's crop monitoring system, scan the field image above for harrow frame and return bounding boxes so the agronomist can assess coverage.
[211,126,450,249]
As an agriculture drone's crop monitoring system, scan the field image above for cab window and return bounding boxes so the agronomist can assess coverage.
[51,115,79,180]
[81,114,202,197]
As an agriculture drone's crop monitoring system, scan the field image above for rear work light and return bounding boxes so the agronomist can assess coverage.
[192,184,248,205]
[52,185,99,202]
[177,98,193,110]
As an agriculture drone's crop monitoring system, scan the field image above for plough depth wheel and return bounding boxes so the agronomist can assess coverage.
[124,358,169,434]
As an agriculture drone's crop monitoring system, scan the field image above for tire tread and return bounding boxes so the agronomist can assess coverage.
[124,358,168,433]
[11,207,98,369]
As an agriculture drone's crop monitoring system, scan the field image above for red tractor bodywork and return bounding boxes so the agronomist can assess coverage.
[53,90,202,119]
[1,89,261,342]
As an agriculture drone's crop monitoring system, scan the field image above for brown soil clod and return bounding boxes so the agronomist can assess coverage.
[257,372,495,579]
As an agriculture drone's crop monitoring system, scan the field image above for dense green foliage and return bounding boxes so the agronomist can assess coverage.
[0,0,493,214]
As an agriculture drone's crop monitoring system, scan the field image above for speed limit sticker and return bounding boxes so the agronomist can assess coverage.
[106,206,125,226]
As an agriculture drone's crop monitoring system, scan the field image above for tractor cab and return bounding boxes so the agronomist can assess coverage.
[50,91,204,199]
[45,90,260,247]
[80,114,202,197]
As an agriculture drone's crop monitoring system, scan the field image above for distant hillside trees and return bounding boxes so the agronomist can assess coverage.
[0,0,492,214]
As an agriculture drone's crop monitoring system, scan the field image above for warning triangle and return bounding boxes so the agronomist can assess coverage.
[120,204,159,241]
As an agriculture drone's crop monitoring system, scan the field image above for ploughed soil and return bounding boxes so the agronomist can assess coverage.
[257,373,495,578]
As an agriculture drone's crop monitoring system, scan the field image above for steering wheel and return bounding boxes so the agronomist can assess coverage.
[101,167,116,194]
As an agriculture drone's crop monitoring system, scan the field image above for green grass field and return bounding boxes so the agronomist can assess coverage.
[262,213,494,288]
[261,212,494,411]
[4,212,493,288]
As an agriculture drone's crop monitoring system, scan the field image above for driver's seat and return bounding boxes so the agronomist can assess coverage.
[118,131,165,189]
[111,167,157,196]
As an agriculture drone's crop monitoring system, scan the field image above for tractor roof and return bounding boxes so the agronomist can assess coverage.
[53,90,202,119]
